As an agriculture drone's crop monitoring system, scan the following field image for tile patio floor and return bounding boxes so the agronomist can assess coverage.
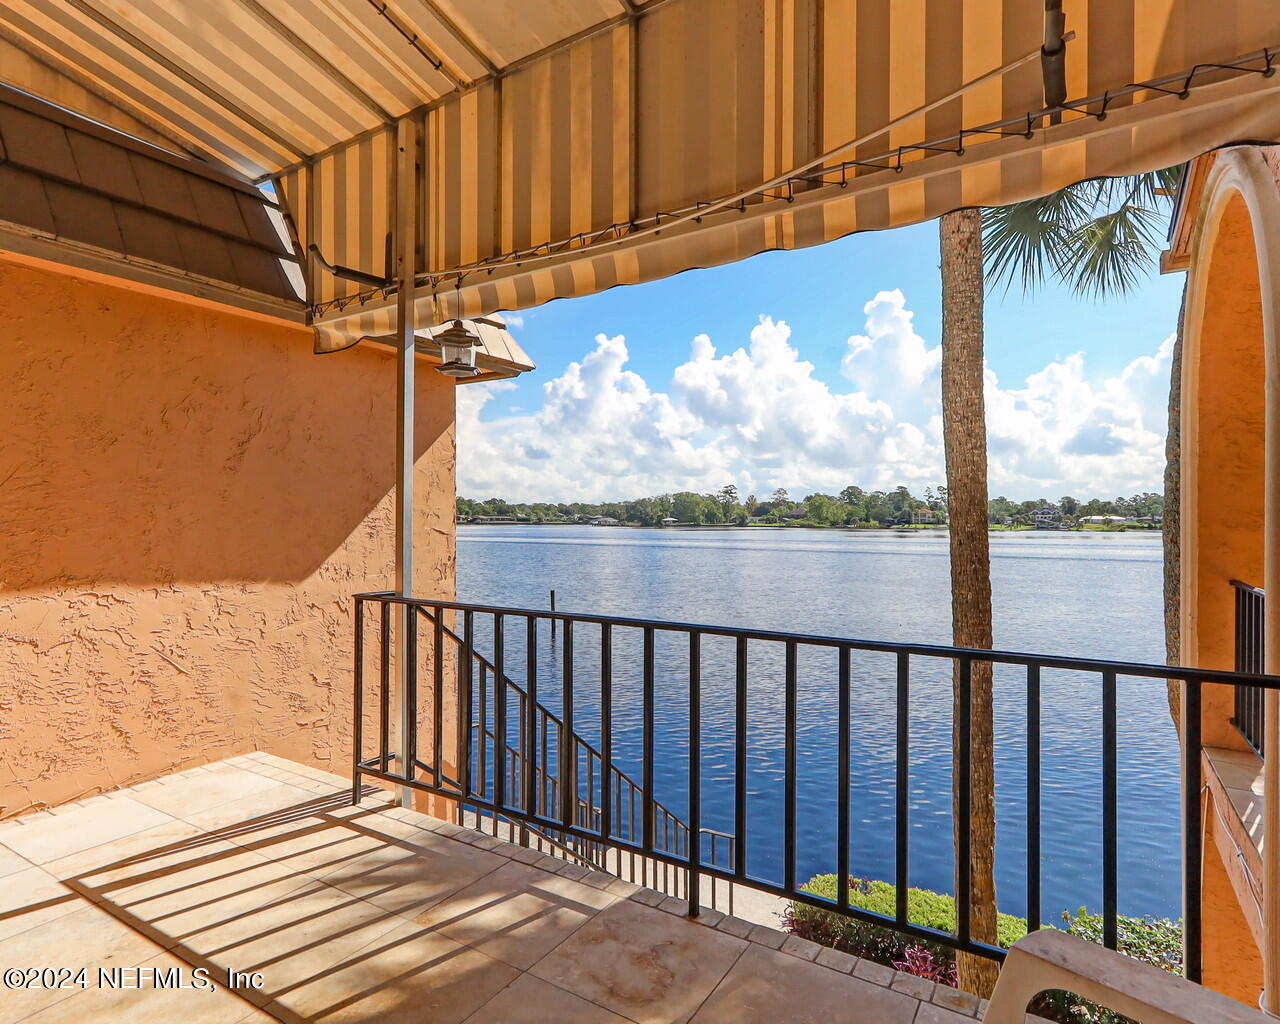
[0,754,995,1023]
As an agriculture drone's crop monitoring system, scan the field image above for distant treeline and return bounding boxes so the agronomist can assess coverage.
[457,486,1164,528]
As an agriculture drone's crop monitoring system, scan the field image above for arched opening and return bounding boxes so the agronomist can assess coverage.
[1180,158,1280,1003]
[1183,190,1267,734]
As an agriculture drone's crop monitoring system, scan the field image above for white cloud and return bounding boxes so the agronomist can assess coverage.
[458,290,1173,502]
[983,332,1173,497]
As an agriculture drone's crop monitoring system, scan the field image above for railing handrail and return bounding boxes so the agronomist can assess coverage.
[1230,578,1266,596]
[357,590,1280,689]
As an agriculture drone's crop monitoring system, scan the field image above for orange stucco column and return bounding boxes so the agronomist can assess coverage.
[1180,148,1280,1009]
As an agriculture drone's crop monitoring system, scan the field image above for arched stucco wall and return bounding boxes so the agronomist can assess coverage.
[0,254,457,816]
[1182,147,1280,721]
[1179,145,1280,1005]
[1181,189,1266,742]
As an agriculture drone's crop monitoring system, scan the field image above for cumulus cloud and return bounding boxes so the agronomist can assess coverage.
[458,290,1173,502]
[983,332,1173,495]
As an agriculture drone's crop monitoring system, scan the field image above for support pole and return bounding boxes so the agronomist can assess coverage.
[394,116,418,809]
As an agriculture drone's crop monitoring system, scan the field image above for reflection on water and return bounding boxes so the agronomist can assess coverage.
[458,526,1178,922]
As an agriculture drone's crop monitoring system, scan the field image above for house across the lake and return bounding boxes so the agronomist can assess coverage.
[1031,505,1061,529]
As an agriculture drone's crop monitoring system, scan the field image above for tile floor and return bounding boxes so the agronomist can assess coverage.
[0,754,996,1023]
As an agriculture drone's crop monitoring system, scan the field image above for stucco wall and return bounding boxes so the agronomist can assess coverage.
[0,255,456,817]
[1183,191,1267,750]
[1179,145,1280,1006]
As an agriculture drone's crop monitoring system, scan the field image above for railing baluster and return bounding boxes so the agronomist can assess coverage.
[896,651,909,928]
[784,640,797,894]
[494,614,506,812]
[1236,584,1244,671]
[1230,580,1265,756]
[626,775,634,845]
[1184,680,1203,982]
[479,661,488,799]
[406,603,418,783]
[517,690,527,835]
[433,607,443,786]
[586,745,595,828]
[1103,668,1118,950]
[688,630,701,916]
[463,610,474,801]
[540,710,549,816]
[957,656,972,947]
[643,626,655,855]
[561,619,575,828]
[380,601,391,773]
[735,635,748,881]
[1027,663,1041,932]
[601,623,612,840]
[837,646,850,910]
[1252,589,1260,672]
[352,597,364,805]
[526,615,538,817]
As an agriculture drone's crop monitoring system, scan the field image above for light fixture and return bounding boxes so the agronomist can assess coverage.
[434,319,483,378]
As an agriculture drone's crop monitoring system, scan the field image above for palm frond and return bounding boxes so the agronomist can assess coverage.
[1062,204,1161,298]
[980,167,1183,299]
[980,184,1092,294]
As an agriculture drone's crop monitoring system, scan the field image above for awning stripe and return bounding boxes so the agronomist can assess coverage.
[305,56,1280,335]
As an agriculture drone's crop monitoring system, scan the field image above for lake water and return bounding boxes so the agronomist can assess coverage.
[457,525,1179,924]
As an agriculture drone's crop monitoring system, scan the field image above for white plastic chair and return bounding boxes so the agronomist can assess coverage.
[982,930,1271,1024]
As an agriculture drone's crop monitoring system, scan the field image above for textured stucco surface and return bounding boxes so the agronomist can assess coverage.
[1185,192,1265,750]
[1180,147,1280,1005]
[0,256,456,817]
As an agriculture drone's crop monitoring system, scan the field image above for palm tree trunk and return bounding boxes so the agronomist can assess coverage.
[939,208,1000,996]
[1164,283,1186,729]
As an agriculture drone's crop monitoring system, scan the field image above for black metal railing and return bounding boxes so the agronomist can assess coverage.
[1231,579,1266,756]
[417,604,732,904]
[350,591,1280,978]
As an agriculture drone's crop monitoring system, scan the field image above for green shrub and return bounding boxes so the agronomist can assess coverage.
[784,875,1027,967]
[1055,907,1181,972]
[1031,909,1182,1024]
[784,878,1182,1024]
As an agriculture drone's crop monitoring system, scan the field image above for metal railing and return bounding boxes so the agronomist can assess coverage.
[1231,579,1266,756]
[417,604,733,906]
[350,591,1280,977]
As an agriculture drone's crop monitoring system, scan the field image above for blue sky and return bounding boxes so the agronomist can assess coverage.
[458,217,1184,504]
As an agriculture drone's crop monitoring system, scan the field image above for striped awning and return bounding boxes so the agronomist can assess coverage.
[3,0,1280,338]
